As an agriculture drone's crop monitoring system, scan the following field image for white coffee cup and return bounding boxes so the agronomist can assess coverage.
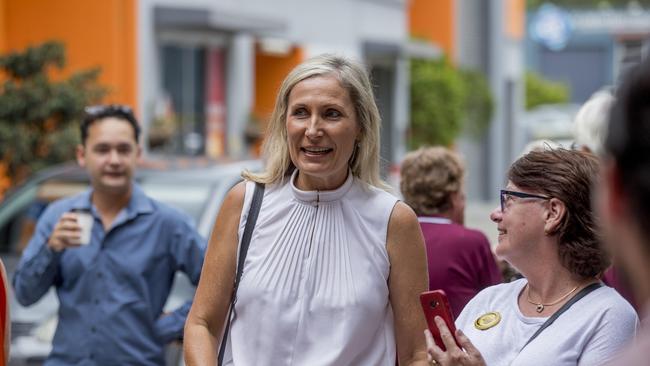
[73,210,94,246]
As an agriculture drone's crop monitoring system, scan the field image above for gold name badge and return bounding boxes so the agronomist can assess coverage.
[474,312,501,331]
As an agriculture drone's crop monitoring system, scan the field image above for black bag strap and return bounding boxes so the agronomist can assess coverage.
[218,182,265,365]
[521,282,602,350]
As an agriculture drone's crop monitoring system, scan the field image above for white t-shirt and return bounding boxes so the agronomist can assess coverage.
[604,305,650,366]
[456,279,638,366]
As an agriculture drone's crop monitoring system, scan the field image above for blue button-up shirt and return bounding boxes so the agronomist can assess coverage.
[13,184,206,365]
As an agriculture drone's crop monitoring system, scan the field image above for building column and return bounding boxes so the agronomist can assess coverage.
[226,33,255,158]
[205,48,227,158]
[487,0,507,200]
[137,0,158,156]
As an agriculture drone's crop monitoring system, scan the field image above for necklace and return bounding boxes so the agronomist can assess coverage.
[525,283,579,313]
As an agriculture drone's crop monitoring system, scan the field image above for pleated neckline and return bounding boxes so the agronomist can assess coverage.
[290,169,353,204]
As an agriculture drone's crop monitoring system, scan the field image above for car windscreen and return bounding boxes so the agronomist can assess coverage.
[0,176,213,263]
[139,179,212,225]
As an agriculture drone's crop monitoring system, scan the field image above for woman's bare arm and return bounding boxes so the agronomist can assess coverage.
[183,182,246,365]
[387,202,430,366]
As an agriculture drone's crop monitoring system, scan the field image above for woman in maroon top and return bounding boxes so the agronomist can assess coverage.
[400,147,502,317]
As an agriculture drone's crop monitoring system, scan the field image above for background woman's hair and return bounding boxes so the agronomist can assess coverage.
[243,54,387,190]
[508,148,607,278]
[400,146,464,216]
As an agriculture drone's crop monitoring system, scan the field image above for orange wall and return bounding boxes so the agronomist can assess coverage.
[505,0,525,40]
[409,0,455,60]
[0,0,6,52]
[1,0,137,109]
[254,47,304,126]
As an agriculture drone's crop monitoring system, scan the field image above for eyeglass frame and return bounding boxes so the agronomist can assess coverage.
[499,189,551,212]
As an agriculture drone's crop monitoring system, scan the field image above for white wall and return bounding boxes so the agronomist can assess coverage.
[138,0,409,158]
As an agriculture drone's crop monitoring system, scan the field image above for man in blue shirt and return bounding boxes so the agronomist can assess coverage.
[13,105,206,365]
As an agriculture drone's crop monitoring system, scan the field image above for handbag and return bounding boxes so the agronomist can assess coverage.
[217,182,265,365]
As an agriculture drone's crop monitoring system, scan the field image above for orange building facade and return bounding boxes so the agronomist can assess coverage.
[408,0,525,60]
[409,0,456,61]
[0,0,304,158]
[0,0,138,108]
[1,0,412,187]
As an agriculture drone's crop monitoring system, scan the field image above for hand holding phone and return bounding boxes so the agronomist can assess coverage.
[420,290,460,351]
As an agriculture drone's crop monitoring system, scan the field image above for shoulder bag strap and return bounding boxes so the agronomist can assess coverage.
[218,182,265,365]
[521,282,603,350]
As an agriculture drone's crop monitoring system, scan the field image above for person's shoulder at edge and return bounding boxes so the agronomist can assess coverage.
[386,201,422,244]
[221,180,248,214]
[386,201,425,265]
[589,285,638,322]
[607,325,650,366]
[388,200,418,226]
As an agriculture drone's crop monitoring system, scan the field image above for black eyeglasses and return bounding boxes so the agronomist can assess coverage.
[500,189,551,212]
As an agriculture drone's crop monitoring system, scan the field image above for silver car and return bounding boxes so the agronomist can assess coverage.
[0,159,261,365]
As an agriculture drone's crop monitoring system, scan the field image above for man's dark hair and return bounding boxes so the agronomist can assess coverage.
[81,104,141,144]
[606,58,650,243]
[508,148,607,278]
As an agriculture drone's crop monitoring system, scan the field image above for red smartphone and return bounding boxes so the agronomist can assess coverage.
[420,290,460,351]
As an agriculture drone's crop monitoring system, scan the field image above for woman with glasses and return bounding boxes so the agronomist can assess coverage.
[425,148,637,366]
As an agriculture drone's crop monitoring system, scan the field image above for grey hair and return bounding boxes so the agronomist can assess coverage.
[573,90,615,156]
[243,54,388,190]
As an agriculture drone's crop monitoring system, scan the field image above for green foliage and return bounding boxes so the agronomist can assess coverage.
[460,69,494,138]
[525,71,570,110]
[0,41,107,185]
[409,58,493,148]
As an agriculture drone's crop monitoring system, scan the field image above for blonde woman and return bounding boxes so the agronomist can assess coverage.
[184,54,429,365]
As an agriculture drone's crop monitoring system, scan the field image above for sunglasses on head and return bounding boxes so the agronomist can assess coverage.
[84,104,134,117]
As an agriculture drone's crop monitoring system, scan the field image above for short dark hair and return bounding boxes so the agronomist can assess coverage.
[81,104,140,144]
[508,148,607,279]
[400,146,464,216]
[606,58,650,243]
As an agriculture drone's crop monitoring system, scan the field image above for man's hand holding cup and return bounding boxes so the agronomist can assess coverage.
[47,209,94,252]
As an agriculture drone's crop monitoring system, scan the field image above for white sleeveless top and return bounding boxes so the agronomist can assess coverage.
[223,171,399,365]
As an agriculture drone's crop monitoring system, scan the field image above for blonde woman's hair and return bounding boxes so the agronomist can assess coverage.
[243,54,387,189]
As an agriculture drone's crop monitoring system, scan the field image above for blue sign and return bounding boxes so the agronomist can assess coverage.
[530,4,573,51]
